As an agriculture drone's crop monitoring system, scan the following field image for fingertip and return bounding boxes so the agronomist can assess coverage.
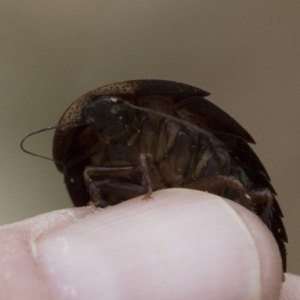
[36,189,282,299]
[0,190,283,299]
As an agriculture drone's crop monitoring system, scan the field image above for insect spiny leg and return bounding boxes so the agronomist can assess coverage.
[140,153,153,200]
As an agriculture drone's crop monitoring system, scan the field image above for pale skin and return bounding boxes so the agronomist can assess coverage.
[0,189,299,300]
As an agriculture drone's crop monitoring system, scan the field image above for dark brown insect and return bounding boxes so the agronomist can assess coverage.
[52,80,287,271]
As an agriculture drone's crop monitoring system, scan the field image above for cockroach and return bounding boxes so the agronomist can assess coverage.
[22,79,287,272]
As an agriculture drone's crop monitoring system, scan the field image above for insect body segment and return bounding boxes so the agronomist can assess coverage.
[52,80,287,271]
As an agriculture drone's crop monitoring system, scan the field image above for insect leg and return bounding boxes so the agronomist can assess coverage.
[140,153,153,200]
[94,180,147,204]
[184,175,251,210]
[247,189,287,242]
[83,166,133,207]
[247,189,274,225]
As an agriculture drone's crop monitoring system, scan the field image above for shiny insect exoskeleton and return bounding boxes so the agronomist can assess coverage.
[53,80,287,271]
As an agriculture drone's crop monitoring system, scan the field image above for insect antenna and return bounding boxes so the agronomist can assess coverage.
[20,120,84,175]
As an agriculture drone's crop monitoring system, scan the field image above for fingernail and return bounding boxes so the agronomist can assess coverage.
[36,189,282,299]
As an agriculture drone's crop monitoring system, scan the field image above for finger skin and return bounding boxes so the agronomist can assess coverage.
[279,274,300,300]
[0,208,92,300]
[0,189,284,299]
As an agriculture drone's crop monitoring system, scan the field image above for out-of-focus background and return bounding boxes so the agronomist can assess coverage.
[1,1,299,274]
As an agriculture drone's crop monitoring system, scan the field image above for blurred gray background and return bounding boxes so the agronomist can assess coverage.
[1,1,299,274]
